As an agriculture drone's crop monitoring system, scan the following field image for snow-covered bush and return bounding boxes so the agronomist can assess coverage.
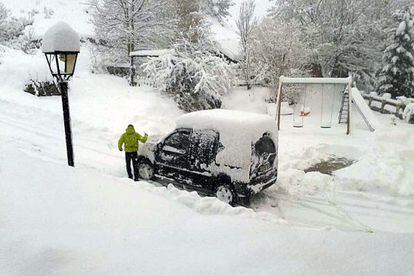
[143,28,233,112]
[0,2,35,53]
[378,8,414,98]
[24,80,60,97]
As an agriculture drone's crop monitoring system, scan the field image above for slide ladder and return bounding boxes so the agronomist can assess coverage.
[338,89,349,124]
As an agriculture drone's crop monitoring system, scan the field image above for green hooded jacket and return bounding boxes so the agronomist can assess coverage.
[118,126,148,153]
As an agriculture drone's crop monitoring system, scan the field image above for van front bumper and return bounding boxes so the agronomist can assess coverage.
[247,175,277,195]
[234,170,278,197]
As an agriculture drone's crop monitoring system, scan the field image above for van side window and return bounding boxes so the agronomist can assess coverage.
[190,129,219,168]
[164,129,191,152]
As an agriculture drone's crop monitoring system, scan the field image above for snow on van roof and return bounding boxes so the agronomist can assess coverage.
[176,109,275,132]
[176,109,277,182]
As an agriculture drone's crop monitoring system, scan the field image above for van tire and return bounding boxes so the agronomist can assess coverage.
[215,184,236,205]
[137,160,155,180]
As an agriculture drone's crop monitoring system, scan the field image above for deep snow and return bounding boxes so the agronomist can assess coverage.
[1,0,414,274]
[1,148,413,276]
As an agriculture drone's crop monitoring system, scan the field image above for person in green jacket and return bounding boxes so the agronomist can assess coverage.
[118,124,148,181]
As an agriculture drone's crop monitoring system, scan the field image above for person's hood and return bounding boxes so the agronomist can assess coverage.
[126,126,136,135]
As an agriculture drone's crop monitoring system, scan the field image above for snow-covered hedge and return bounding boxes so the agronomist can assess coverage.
[143,32,233,112]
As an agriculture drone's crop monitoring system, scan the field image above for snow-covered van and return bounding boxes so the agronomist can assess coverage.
[137,109,278,204]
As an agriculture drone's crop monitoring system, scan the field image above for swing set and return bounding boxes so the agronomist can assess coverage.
[276,76,353,135]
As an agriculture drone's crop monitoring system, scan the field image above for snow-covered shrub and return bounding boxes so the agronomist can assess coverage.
[143,29,233,112]
[12,28,40,54]
[24,80,60,97]
[0,2,34,51]
[378,8,414,99]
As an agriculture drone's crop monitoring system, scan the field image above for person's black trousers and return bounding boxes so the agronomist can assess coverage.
[125,152,139,180]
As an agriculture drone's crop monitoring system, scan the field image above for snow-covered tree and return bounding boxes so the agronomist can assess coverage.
[272,0,407,90]
[203,0,233,22]
[236,0,257,90]
[251,17,308,86]
[171,0,232,42]
[378,8,414,98]
[88,0,173,63]
[173,0,204,43]
[143,27,233,112]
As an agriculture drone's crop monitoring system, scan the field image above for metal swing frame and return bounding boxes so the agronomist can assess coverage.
[276,76,353,135]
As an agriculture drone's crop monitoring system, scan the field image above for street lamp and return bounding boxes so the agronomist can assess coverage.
[42,22,80,167]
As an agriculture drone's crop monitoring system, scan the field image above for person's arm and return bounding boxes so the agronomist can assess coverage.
[118,134,125,151]
[137,132,148,143]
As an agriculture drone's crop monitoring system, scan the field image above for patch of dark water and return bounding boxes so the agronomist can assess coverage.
[305,157,355,175]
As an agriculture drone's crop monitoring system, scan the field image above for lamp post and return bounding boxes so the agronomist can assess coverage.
[42,22,80,167]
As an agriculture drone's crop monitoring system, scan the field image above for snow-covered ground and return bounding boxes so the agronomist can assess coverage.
[1,0,414,274]
[1,46,414,274]
[2,146,413,275]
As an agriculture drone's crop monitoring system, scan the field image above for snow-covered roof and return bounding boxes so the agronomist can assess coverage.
[176,109,277,179]
[211,20,241,62]
[42,22,80,53]
[176,109,275,133]
[280,76,352,84]
[214,38,241,62]
[130,49,174,57]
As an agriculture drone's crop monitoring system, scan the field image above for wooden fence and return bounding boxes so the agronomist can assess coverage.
[361,93,412,118]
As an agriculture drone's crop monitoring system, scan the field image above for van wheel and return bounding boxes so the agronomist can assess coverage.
[137,160,154,180]
[215,185,236,205]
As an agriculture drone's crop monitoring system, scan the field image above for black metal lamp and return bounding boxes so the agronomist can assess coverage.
[42,22,80,167]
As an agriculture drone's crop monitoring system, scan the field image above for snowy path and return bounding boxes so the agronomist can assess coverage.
[1,97,413,234]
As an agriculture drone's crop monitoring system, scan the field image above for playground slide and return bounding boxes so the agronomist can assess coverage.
[351,88,381,132]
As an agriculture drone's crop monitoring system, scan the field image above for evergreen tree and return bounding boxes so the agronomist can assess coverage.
[378,8,414,98]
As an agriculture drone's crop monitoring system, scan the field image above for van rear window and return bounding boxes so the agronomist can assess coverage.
[251,134,276,177]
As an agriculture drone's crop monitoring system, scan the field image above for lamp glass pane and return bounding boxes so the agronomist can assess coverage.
[46,54,59,75]
[58,54,76,75]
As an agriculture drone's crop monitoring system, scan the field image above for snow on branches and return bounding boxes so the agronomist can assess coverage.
[143,28,233,112]
[378,8,414,98]
[272,0,405,90]
[88,0,173,63]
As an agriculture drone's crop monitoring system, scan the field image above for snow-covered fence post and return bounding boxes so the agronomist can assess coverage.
[42,22,80,167]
